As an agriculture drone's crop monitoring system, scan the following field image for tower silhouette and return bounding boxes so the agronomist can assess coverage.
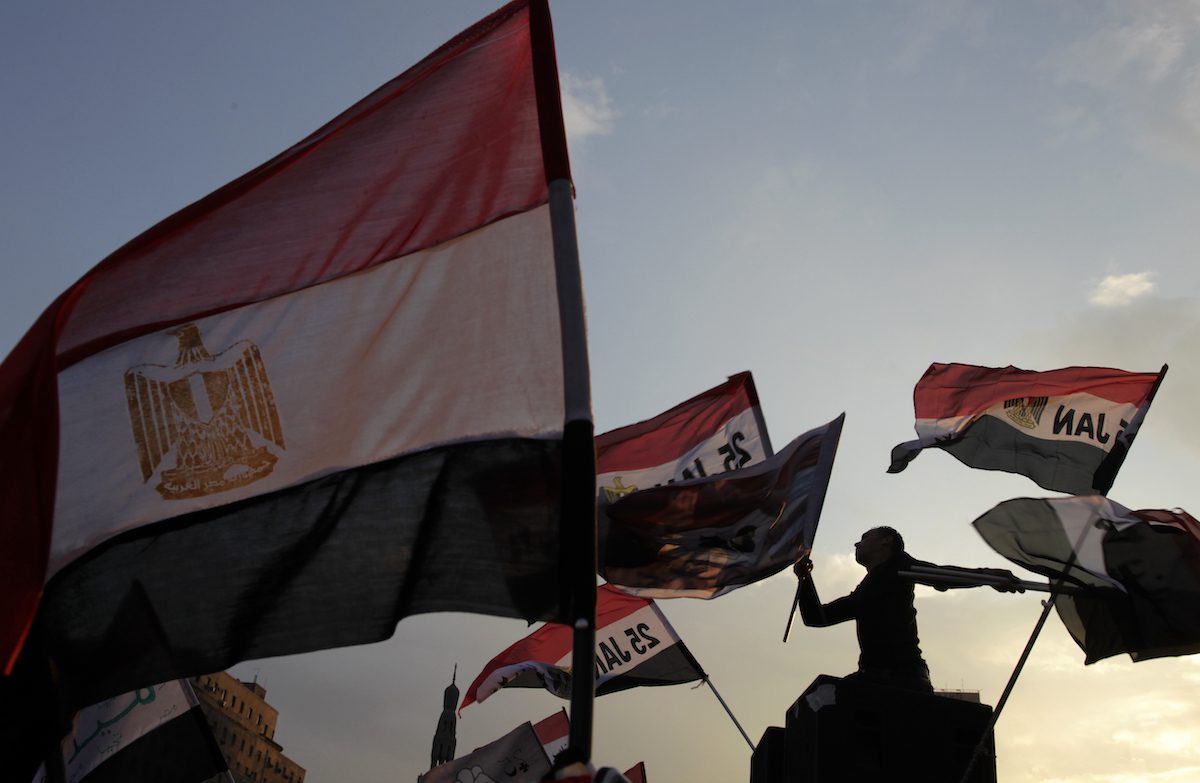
[430,665,459,769]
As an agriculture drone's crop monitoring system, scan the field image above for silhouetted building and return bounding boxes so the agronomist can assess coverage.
[191,672,306,783]
[751,675,996,783]
[430,666,459,769]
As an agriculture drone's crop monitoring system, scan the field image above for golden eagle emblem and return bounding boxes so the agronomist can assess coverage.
[1003,396,1049,430]
[124,324,285,500]
[602,476,639,504]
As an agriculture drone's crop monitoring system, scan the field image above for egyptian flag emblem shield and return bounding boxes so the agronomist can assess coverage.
[124,323,284,500]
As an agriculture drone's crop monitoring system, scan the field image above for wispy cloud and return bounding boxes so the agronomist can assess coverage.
[560,72,614,143]
[1051,1,1200,168]
[1089,272,1156,306]
[892,0,989,71]
[1056,14,1185,89]
[1009,292,1200,459]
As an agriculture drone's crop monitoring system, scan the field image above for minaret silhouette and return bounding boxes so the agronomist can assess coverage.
[430,665,459,769]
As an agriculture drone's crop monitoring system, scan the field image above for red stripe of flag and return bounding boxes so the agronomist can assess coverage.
[597,372,761,472]
[911,363,1163,419]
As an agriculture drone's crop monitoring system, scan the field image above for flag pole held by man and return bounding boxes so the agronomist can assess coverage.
[973,496,1200,664]
[791,526,1023,693]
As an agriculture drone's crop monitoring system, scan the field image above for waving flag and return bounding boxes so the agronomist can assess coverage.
[973,496,1200,663]
[532,710,570,763]
[1,0,590,715]
[889,363,1166,495]
[596,372,772,503]
[32,679,228,783]
[420,721,551,783]
[460,585,706,711]
[600,415,844,598]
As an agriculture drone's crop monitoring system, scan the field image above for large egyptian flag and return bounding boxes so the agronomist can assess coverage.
[974,496,1200,663]
[0,0,590,713]
[596,372,773,504]
[600,415,844,598]
[31,679,229,783]
[459,584,706,711]
[889,363,1166,495]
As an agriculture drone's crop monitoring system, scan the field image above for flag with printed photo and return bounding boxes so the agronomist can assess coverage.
[600,415,843,598]
[889,363,1166,495]
[973,495,1200,663]
[596,372,772,504]
[419,721,550,783]
[1,0,587,714]
[460,585,706,711]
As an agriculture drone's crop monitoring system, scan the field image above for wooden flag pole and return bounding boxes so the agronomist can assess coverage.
[704,678,756,752]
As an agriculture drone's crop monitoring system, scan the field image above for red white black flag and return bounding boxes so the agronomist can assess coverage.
[974,496,1200,663]
[889,363,1165,495]
[596,372,772,503]
[459,585,706,712]
[532,710,570,764]
[1,0,584,717]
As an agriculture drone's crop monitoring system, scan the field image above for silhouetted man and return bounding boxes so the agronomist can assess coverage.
[795,526,1020,693]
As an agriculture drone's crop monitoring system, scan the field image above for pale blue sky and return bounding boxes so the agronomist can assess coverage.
[4,2,1200,781]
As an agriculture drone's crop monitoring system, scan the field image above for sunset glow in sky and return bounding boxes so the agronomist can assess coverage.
[4,2,1200,781]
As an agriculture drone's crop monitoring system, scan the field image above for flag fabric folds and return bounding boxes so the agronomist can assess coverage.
[419,721,551,783]
[596,372,773,504]
[1,0,584,711]
[973,496,1200,663]
[888,363,1165,495]
[32,679,228,783]
[460,585,706,711]
[599,415,844,598]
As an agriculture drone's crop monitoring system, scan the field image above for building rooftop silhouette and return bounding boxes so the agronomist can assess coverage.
[191,672,307,783]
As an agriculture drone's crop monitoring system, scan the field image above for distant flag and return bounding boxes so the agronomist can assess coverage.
[0,0,591,715]
[625,761,648,783]
[31,679,229,783]
[596,371,773,504]
[419,721,551,783]
[600,415,844,598]
[460,585,706,711]
[889,363,1166,495]
[532,709,570,764]
[973,496,1200,663]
